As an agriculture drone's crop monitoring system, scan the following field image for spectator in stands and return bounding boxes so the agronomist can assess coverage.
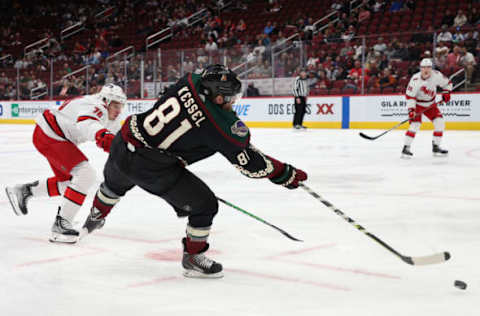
[373,37,387,54]
[459,47,477,83]
[405,0,415,11]
[340,41,355,57]
[194,62,206,74]
[435,41,449,70]
[437,25,453,43]
[183,56,195,74]
[372,1,384,13]
[264,21,275,36]
[389,0,404,12]
[469,8,480,25]
[446,46,462,73]
[454,10,468,28]
[452,27,465,43]
[236,19,246,32]
[314,70,330,90]
[205,37,218,54]
[275,31,287,50]
[167,64,180,82]
[0,72,8,85]
[0,86,7,100]
[331,65,348,81]
[246,82,260,96]
[378,68,396,90]
[441,10,455,28]
[341,25,355,42]
[253,39,266,59]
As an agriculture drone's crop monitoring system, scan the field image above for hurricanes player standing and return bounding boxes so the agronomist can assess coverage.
[5,84,126,243]
[402,58,452,158]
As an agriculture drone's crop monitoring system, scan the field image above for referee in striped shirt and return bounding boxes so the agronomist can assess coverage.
[292,69,309,129]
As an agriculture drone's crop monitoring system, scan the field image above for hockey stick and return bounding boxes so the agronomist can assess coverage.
[359,102,440,141]
[217,197,303,242]
[300,183,450,265]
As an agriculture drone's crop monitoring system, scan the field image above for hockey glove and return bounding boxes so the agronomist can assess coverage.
[442,91,451,103]
[408,108,416,123]
[270,164,308,189]
[95,128,115,152]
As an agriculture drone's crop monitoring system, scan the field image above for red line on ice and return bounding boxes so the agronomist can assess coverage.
[94,233,179,244]
[282,260,401,279]
[225,268,350,291]
[127,276,180,288]
[266,243,337,259]
[16,250,104,268]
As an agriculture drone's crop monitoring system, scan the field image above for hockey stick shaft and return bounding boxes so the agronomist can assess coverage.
[300,183,450,265]
[217,197,303,242]
[359,102,440,141]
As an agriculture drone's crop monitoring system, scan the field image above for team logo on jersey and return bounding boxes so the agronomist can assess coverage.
[231,120,249,137]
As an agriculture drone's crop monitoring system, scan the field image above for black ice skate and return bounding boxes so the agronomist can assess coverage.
[81,207,105,237]
[4,181,38,215]
[401,145,413,159]
[50,208,79,244]
[182,238,223,279]
[432,142,448,157]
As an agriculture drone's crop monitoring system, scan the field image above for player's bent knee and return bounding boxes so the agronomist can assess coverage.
[71,162,97,191]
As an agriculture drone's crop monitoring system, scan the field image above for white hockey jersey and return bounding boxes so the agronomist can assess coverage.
[36,94,122,145]
[405,70,452,109]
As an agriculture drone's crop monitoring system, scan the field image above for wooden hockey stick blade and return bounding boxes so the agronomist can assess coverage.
[401,251,451,266]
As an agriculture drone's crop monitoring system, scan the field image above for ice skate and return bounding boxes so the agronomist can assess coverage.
[182,238,223,279]
[81,207,106,238]
[5,181,38,216]
[432,142,448,157]
[401,145,413,159]
[49,208,79,244]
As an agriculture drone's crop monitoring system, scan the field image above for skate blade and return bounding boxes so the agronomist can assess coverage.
[4,187,24,216]
[433,152,448,157]
[183,269,224,279]
[400,154,413,159]
[49,232,79,244]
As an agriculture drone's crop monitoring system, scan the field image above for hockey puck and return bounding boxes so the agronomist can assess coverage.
[454,280,467,290]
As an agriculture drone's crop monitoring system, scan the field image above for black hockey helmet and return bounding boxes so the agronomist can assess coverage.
[200,64,242,104]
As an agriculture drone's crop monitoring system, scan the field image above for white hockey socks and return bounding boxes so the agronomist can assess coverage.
[31,178,69,197]
[433,118,445,146]
[59,162,96,223]
[404,122,421,147]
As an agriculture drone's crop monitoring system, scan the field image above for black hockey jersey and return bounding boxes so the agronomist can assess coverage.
[121,73,280,179]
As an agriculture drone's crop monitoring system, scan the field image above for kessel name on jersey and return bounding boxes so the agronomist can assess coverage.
[178,86,206,128]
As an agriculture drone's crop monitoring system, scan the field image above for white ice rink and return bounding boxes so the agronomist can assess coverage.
[0,124,479,316]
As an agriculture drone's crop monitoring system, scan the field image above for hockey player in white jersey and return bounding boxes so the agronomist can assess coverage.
[402,58,452,158]
[5,84,126,243]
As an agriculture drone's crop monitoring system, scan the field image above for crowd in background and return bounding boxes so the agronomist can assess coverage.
[1,0,479,100]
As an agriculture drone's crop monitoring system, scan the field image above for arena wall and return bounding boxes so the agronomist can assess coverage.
[1,93,479,130]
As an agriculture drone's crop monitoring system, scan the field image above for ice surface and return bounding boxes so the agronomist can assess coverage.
[0,124,479,316]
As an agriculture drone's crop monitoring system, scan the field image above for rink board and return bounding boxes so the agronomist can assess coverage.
[0,93,479,130]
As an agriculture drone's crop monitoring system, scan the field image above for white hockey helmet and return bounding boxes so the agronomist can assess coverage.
[420,58,433,68]
[98,84,127,107]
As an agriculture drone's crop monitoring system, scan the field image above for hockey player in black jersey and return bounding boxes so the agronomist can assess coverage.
[82,64,308,278]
